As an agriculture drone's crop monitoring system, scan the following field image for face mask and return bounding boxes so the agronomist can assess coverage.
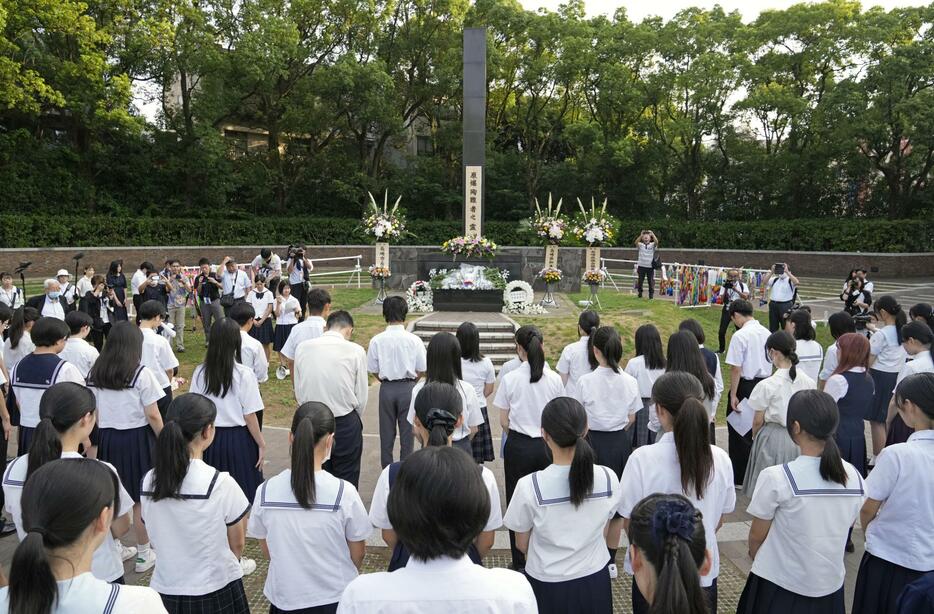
[48,291,61,300]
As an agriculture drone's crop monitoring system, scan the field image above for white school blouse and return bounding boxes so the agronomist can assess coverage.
[141,328,179,389]
[366,325,426,381]
[248,469,372,610]
[11,359,85,428]
[88,366,164,430]
[246,289,275,319]
[819,342,839,382]
[275,296,301,326]
[895,350,933,391]
[870,325,907,373]
[141,459,250,596]
[617,432,735,587]
[863,430,934,571]
[747,368,816,426]
[497,357,522,384]
[492,362,564,438]
[405,379,483,441]
[461,357,496,408]
[556,336,592,399]
[190,363,264,427]
[336,555,537,614]
[59,337,99,378]
[795,339,823,382]
[369,463,503,534]
[3,452,134,583]
[623,355,665,432]
[0,572,167,613]
[240,330,269,384]
[280,316,326,360]
[726,318,773,380]
[575,366,642,431]
[3,333,34,371]
[748,456,864,597]
[503,464,620,583]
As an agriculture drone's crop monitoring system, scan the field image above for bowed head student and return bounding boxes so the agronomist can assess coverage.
[624,324,667,447]
[457,321,498,463]
[556,311,600,399]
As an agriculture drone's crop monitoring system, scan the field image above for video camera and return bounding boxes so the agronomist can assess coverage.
[287,244,305,260]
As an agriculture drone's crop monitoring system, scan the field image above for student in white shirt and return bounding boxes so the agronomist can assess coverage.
[626,494,713,614]
[2,383,136,582]
[139,300,181,418]
[0,272,24,309]
[760,263,800,332]
[340,446,536,614]
[457,321,497,463]
[130,261,151,315]
[279,287,331,371]
[739,390,864,614]
[853,372,934,614]
[616,371,734,614]
[625,323,667,447]
[141,393,254,612]
[824,333,875,480]
[678,319,725,442]
[493,324,565,570]
[58,310,99,378]
[819,312,857,389]
[504,397,620,614]
[0,459,167,613]
[87,320,165,573]
[666,330,721,435]
[245,275,275,355]
[249,401,370,613]
[368,296,426,467]
[272,280,303,376]
[3,306,38,372]
[742,331,817,497]
[725,299,773,486]
[785,308,823,382]
[229,302,270,395]
[76,264,95,298]
[556,311,599,399]
[886,321,933,446]
[866,295,908,457]
[372,382,502,571]
[189,318,266,502]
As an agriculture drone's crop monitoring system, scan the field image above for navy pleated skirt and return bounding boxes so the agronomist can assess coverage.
[526,565,612,614]
[587,428,631,478]
[867,369,898,423]
[160,578,249,614]
[204,425,262,501]
[98,426,155,502]
[16,426,34,455]
[835,433,867,477]
[273,323,295,352]
[737,573,844,614]
[250,319,274,345]
[452,437,472,456]
[270,603,337,614]
[852,552,927,614]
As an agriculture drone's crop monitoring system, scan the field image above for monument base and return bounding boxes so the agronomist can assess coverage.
[433,289,502,312]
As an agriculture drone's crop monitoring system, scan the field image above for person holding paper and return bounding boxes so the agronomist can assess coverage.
[741,331,817,497]
[725,300,772,487]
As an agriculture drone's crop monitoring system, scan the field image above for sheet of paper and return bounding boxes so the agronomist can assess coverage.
[727,398,755,436]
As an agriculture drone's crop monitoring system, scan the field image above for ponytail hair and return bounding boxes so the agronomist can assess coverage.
[541,397,594,507]
[591,326,622,373]
[786,390,848,486]
[9,459,120,614]
[671,398,714,499]
[579,312,601,369]
[786,309,816,341]
[8,306,39,350]
[516,325,545,383]
[875,295,908,343]
[27,383,97,479]
[290,401,336,508]
[627,494,709,614]
[909,303,934,329]
[766,331,799,381]
[151,393,217,501]
[414,381,464,447]
[895,372,934,421]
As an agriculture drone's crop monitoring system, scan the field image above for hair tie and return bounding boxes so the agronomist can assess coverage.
[425,408,457,433]
[651,500,696,545]
[28,527,47,539]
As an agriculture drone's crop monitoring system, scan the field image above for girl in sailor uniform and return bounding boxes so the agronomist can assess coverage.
[141,393,254,613]
[785,309,824,382]
[492,324,565,570]
[556,311,599,399]
[373,382,502,571]
[666,330,722,440]
[823,333,874,477]
[853,372,934,614]
[626,494,712,614]
[273,281,301,365]
[457,321,497,463]
[404,332,483,457]
[742,331,816,497]
[0,459,166,613]
[3,383,135,584]
[885,321,934,445]
[87,320,165,573]
[738,390,864,614]
[819,312,857,388]
[247,275,275,352]
[616,371,735,614]
[624,324,667,447]
[248,401,370,614]
[503,397,620,614]
[189,318,266,501]
[866,296,908,457]
[7,317,85,453]
[339,446,536,614]
[3,306,38,372]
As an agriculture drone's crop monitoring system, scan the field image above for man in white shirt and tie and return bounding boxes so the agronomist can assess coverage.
[760,263,800,332]
[293,310,368,487]
[280,288,331,370]
[25,279,68,320]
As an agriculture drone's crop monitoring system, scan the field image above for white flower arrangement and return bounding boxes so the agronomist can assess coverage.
[406,280,433,313]
[362,190,408,243]
[572,196,617,247]
[501,280,546,314]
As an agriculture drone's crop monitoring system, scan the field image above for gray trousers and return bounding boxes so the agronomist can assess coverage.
[200,301,223,343]
[378,380,417,468]
[167,305,186,350]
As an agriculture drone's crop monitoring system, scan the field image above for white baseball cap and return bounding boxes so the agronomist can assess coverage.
[56,269,71,278]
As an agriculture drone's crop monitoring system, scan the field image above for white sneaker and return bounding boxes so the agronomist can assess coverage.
[117,543,137,562]
[240,557,257,576]
[135,549,156,573]
[608,563,618,579]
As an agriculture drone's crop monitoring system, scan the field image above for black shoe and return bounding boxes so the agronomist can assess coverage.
[845,539,855,553]
[0,520,17,537]
[716,348,725,354]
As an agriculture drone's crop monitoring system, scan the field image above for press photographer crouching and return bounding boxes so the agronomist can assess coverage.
[716,268,750,354]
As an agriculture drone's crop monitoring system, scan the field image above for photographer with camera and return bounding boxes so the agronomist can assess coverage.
[287,244,313,321]
[163,259,191,353]
[716,268,750,353]
[138,263,172,309]
[760,262,800,332]
[840,268,871,318]
[79,274,118,349]
[220,255,252,316]
[251,248,282,297]
[634,230,659,299]
[194,258,224,344]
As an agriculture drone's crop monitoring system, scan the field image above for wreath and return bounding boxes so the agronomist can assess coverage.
[502,280,546,314]
[406,280,433,313]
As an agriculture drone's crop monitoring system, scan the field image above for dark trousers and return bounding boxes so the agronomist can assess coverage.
[222,296,245,318]
[200,301,223,343]
[728,378,762,485]
[323,412,363,488]
[378,380,417,468]
[768,300,794,332]
[504,430,551,569]
[132,294,142,315]
[633,577,717,614]
[636,266,655,298]
[157,386,173,419]
[717,307,732,352]
[270,604,337,614]
[291,282,307,321]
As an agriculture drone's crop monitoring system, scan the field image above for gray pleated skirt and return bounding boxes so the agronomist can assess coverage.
[742,422,799,497]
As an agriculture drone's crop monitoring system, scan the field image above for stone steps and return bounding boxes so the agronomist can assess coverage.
[411,316,516,371]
